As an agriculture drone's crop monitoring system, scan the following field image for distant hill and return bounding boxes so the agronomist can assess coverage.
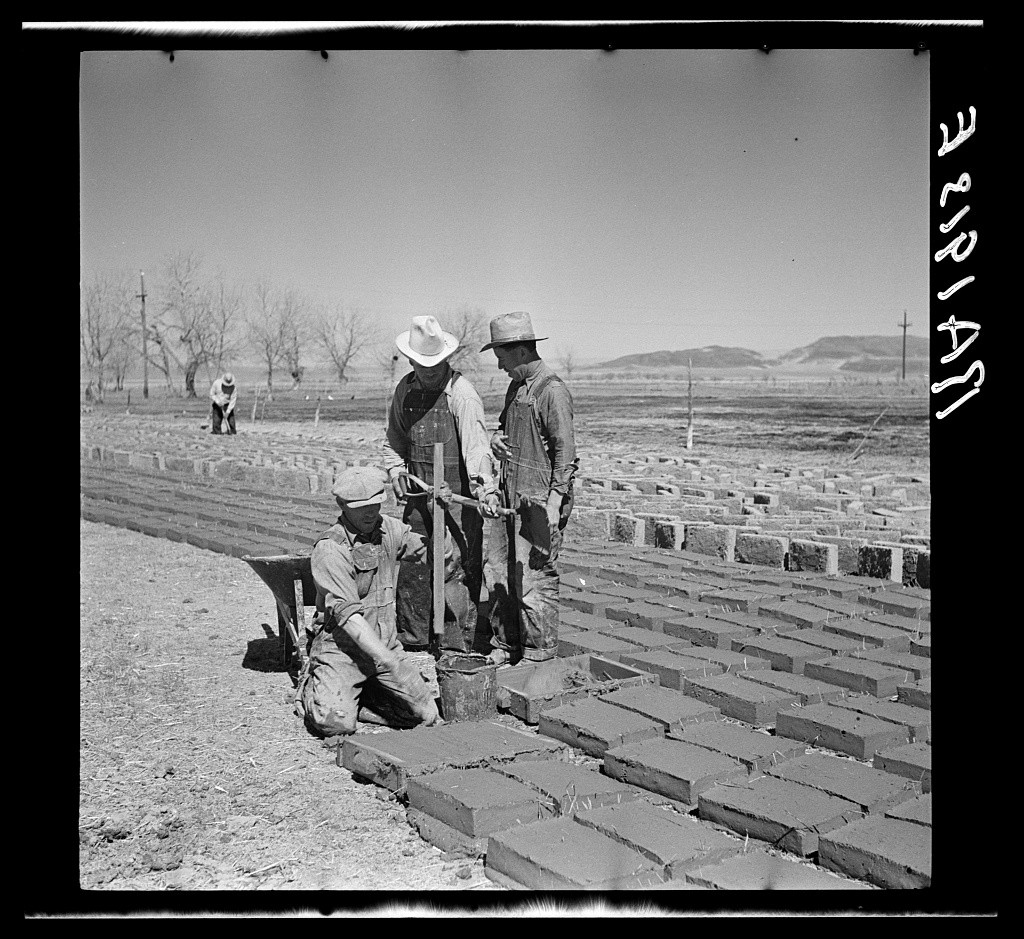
[596,346,766,369]
[592,335,928,374]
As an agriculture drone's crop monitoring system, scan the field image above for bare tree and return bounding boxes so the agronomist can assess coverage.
[276,288,312,389]
[206,275,246,379]
[247,281,288,396]
[555,346,578,380]
[80,271,134,399]
[442,305,489,375]
[313,303,377,384]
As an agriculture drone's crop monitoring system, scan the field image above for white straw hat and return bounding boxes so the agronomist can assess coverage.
[395,315,460,366]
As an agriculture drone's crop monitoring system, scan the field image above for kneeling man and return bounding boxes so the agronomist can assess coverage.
[298,466,446,737]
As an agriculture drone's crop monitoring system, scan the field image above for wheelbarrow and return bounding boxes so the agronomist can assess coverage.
[240,553,317,672]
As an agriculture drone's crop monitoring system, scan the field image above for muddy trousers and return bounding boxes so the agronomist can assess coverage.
[484,507,561,663]
[211,403,236,435]
[298,625,436,737]
[396,502,482,652]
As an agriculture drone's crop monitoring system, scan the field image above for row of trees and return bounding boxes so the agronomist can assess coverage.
[80,251,493,400]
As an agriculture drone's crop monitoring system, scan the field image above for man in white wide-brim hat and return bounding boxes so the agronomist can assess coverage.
[382,315,496,654]
[209,371,238,435]
[478,311,578,667]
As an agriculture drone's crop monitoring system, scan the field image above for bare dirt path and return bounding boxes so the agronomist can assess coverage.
[78,518,503,899]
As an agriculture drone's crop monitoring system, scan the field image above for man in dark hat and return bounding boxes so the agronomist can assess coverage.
[478,311,579,666]
[209,371,238,435]
[382,315,496,655]
[297,465,446,737]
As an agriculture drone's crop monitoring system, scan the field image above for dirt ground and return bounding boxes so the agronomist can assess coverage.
[78,519,509,905]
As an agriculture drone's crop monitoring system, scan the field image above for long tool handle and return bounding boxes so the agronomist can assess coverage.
[432,442,445,638]
[401,471,514,516]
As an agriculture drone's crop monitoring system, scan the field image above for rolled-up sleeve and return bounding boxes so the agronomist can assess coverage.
[381,379,411,477]
[539,382,578,496]
[449,379,496,489]
[311,539,364,627]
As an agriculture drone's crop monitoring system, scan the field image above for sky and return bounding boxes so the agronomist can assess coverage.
[79,44,930,364]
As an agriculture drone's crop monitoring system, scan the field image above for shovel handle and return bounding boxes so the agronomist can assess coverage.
[431,444,445,638]
[401,470,514,516]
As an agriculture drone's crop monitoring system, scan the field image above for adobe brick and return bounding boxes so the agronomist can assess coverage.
[612,514,645,545]
[788,539,839,575]
[604,737,748,805]
[757,599,832,629]
[664,614,760,650]
[736,669,847,706]
[730,634,829,675]
[858,589,931,621]
[561,591,616,615]
[820,617,912,651]
[831,695,931,743]
[671,721,806,774]
[680,673,798,726]
[896,678,931,710]
[495,759,644,816]
[704,608,784,636]
[697,588,768,614]
[618,650,725,690]
[818,814,930,888]
[854,648,931,682]
[574,801,741,878]
[862,610,931,637]
[537,696,665,759]
[697,775,863,857]
[775,702,910,760]
[598,625,694,654]
[605,600,698,632]
[485,817,664,889]
[685,524,737,561]
[858,544,905,582]
[765,752,920,814]
[802,655,908,698]
[597,684,720,733]
[909,636,931,658]
[778,628,868,658]
[872,742,931,792]
[560,609,626,632]
[884,793,931,827]
[556,631,639,662]
[653,519,686,550]
[684,848,873,890]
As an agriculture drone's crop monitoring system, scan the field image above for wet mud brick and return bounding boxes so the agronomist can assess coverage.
[704,608,784,637]
[885,792,931,827]
[405,767,553,856]
[671,645,772,676]
[909,634,931,658]
[821,617,912,651]
[684,848,875,890]
[698,588,772,614]
[604,737,749,805]
[605,600,702,631]
[597,684,720,734]
[618,649,725,690]
[495,759,643,815]
[556,631,638,661]
[873,742,931,792]
[862,610,931,637]
[561,590,618,615]
[663,613,761,650]
[858,589,931,621]
[818,814,931,888]
[496,654,657,724]
[777,628,867,658]
[831,695,931,743]
[730,634,830,675]
[765,752,920,814]
[670,721,806,774]
[802,655,908,698]
[736,669,848,706]
[339,720,570,792]
[574,801,742,878]
[775,702,910,760]
[485,816,665,889]
[896,677,931,710]
[799,595,868,620]
[597,624,695,654]
[537,696,664,759]
[559,609,622,632]
[756,599,833,629]
[853,647,932,682]
[680,673,799,727]
[697,775,863,857]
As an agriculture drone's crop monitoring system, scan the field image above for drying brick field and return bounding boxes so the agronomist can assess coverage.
[75,378,943,915]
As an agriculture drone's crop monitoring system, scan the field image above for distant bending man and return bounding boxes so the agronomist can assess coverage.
[478,311,578,666]
[209,371,237,435]
[382,315,496,653]
[297,466,446,737]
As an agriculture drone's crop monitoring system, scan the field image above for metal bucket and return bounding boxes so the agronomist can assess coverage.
[436,652,497,722]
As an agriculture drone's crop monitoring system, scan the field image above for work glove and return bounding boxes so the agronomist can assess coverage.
[389,469,409,503]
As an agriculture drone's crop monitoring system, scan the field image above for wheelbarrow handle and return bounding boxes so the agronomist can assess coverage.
[400,470,514,516]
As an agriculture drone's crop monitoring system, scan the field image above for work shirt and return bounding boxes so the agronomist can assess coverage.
[382,368,495,493]
[210,379,237,411]
[311,515,429,636]
[498,359,578,499]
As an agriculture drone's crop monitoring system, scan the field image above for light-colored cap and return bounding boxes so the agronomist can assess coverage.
[395,315,460,366]
[331,466,388,507]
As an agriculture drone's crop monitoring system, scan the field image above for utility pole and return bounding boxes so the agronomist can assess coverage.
[897,309,912,381]
[137,271,149,398]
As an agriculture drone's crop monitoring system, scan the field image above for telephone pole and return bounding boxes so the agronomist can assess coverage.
[897,309,912,381]
[137,271,150,399]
